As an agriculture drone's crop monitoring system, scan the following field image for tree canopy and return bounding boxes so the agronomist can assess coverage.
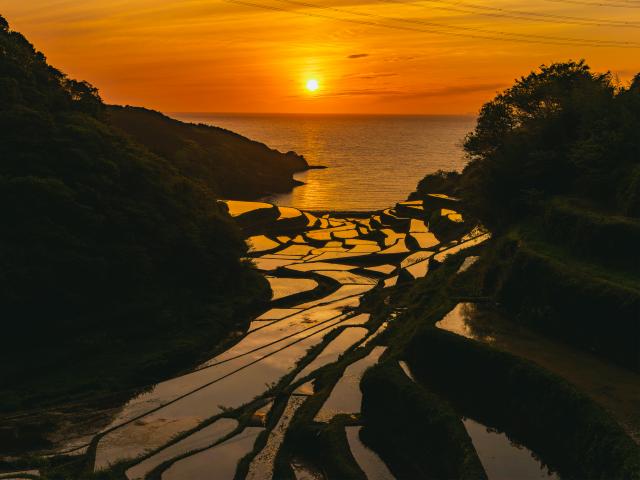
[0,15,269,407]
[460,61,640,230]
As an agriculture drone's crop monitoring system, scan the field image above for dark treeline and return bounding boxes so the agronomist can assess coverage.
[417,61,640,229]
[414,60,640,371]
[107,106,308,198]
[0,15,298,411]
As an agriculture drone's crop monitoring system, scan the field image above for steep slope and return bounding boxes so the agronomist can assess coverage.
[0,15,270,413]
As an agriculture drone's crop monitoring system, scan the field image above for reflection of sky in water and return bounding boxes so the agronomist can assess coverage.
[346,426,395,480]
[95,298,360,467]
[464,418,559,480]
[125,418,238,480]
[266,277,318,301]
[315,346,386,422]
[172,113,475,211]
[164,427,263,480]
[435,303,496,343]
[293,327,368,383]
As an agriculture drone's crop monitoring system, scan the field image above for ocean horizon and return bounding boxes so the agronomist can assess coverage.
[170,112,476,211]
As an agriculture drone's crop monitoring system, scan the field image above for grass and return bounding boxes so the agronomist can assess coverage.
[476,227,640,370]
[352,245,640,479]
[513,222,640,291]
[360,361,487,479]
[405,327,640,479]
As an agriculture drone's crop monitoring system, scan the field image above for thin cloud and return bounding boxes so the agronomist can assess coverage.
[342,72,399,80]
[289,88,403,98]
[291,82,507,99]
[320,88,405,97]
[398,82,508,99]
[347,53,369,59]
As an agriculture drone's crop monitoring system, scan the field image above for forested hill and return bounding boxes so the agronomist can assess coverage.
[413,61,640,372]
[0,15,278,412]
[107,106,308,198]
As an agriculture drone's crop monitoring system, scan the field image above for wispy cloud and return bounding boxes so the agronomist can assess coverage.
[399,82,508,99]
[5,0,637,114]
[342,72,399,80]
[298,82,506,99]
[319,88,405,97]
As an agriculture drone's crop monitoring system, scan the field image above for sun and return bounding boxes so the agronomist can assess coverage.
[306,78,319,92]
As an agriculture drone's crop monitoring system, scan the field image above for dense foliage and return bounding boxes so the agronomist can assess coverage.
[459,61,640,230]
[409,169,461,199]
[0,16,269,407]
[107,106,308,198]
[411,61,640,371]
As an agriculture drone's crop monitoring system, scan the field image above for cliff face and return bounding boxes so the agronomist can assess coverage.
[107,106,308,199]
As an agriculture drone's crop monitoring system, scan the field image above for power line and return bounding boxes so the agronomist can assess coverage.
[0,292,360,423]
[223,0,562,46]
[540,0,640,8]
[84,313,360,454]
[381,0,640,28]
[269,0,640,47]
[275,0,640,45]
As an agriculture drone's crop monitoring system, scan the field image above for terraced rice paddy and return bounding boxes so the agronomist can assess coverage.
[314,347,387,423]
[462,419,558,480]
[345,426,395,480]
[162,427,263,479]
[6,197,495,479]
[436,303,640,444]
[6,193,638,480]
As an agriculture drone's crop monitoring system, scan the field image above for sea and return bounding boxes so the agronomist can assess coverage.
[170,113,476,211]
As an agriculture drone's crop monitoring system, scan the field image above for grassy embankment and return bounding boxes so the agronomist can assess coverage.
[11,203,640,479]
[360,242,640,479]
[248,177,640,479]
[448,61,640,373]
[357,61,640,478]
[480,197,640,371]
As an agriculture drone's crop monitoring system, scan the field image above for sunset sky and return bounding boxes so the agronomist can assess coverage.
[2,0,639,114]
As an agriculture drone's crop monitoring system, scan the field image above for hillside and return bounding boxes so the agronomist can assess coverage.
[0,14,299,420]
[107,106,308,198]
[413,61,640,371]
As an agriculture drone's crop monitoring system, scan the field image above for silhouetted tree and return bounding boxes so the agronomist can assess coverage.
[0,15,271,407]
[459,60,640,229]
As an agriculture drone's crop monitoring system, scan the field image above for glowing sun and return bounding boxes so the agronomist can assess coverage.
[306,78,319,92]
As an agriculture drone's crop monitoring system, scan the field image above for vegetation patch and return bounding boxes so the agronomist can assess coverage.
[477,232,640,370]
[405,328,640,479]
[360,361,486,479]
[0,13,307,431]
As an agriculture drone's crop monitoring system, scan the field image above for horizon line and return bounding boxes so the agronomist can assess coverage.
[166,111,478,117]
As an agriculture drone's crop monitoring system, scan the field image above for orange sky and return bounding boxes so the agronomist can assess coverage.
[2,0,639,114]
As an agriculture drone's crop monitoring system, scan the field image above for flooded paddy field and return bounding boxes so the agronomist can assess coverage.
[435,303,640,444]
[3,196,639,480]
